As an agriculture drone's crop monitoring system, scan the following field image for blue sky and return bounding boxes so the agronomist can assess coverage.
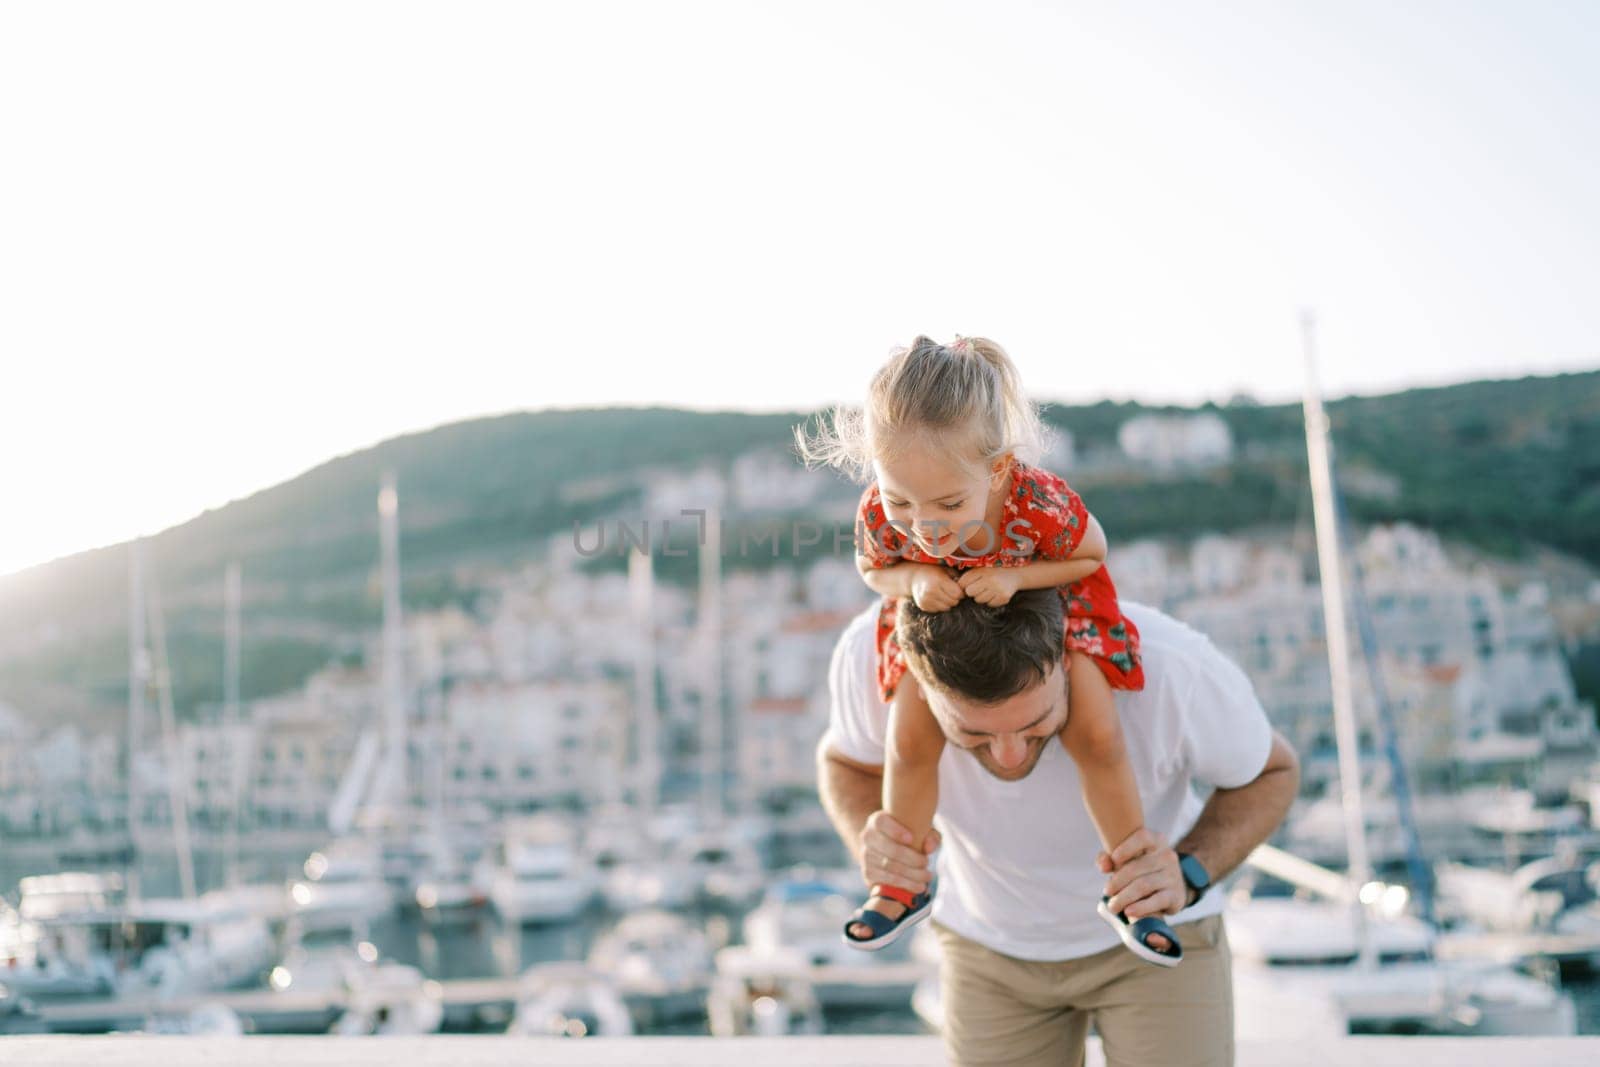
[2,1,1596,578]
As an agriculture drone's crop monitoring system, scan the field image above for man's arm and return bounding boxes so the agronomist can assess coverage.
[816,739,936,894]
[1175,730,1300,891]
[1101,730,1299,920]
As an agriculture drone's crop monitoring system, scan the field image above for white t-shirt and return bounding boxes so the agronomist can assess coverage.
[823,601,1273,962]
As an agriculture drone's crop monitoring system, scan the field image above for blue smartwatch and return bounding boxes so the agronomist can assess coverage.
[1177,852,1211,906]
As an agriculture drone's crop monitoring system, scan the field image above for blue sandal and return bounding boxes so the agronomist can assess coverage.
[1098,896,1184,967]
[841,884,932,951]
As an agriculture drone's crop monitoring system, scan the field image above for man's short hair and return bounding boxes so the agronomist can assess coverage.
[896,587,1066,703]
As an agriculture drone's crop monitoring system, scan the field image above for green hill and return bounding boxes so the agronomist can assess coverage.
[1,370,1596,726]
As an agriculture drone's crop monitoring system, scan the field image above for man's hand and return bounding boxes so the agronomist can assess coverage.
[909,565,965,613]
[957,566,1023,607]
[1096,827,1187,920]
[858,810,941,894]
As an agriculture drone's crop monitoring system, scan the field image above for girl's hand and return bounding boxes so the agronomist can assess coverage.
[909,565,965,612]
[958,566,1023,606]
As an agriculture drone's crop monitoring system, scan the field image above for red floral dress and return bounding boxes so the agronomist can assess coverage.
[858,461,1143,702]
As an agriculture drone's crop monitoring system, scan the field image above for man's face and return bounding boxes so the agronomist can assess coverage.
[921,662,1070,782]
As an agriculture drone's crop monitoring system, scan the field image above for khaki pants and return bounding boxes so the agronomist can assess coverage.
[932,914,1233,1067]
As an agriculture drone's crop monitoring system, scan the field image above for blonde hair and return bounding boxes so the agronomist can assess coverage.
[795,334,1050,482]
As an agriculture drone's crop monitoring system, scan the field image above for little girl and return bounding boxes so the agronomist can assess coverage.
[798,334,1181,967]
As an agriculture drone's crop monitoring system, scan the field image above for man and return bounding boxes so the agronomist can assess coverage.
[817,589,1299,1066]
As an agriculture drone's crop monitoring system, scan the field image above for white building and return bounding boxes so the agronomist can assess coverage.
[441,677,628,812]
[1107,539,1173,608]
[177,719,257,831]
[734,609,858,805]
[0,701,31,799]
[249,689,362,829]
[731,449,830,512]
[1117,412,1233,470]
[1189,533,1251,596]
[1172,525,1596,794]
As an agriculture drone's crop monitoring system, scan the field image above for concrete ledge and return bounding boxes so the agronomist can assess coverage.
[2,1036,1600,1066]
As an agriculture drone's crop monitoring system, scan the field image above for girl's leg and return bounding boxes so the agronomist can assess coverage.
[846,673,945,940]
[1058,650,1172,953]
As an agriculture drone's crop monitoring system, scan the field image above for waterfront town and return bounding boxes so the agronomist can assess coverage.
[2,411,1599,1039]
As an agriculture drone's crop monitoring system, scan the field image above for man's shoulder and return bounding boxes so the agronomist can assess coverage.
[1121,602,1242,697]
[831,602,884,693]
[839,600,881,645]
[1122,601,1207,654]
[1121,603,1274,787]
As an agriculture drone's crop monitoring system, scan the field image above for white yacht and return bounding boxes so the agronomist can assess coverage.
[489,815,601,924]
[743,874,865,968]
[334,957,445,1035]
[1228,890,1436,966]
[198,882,293,928]
[706,944,824,1037]
[3,872,273,1000]
[1,874,121,998]
[1228,885,1577,1036]
[508,961,633,1037]
[130,893,276,994]
[587,909,713,1023]
[742,870,924,1009]
[269,940,443,1035]
[289,839,398,935]
[671,829,765,910]
[1467,788,1586,839]
[584,820,696,913]
[1284,790,1413,867]
[0,896,48,993]
[1436,849,1597,932]
[412,829,490,925]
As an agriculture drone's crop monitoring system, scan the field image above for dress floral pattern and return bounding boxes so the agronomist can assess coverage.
[857,461,1143,702]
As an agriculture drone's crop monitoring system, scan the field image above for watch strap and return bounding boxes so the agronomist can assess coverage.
[1177,851,1210,906]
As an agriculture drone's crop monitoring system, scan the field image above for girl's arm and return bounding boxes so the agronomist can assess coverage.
[1008,513,1108,591]
[857,555,935,599]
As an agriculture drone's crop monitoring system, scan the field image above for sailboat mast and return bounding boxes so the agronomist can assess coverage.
[1299,309,1374,964]
[147,573,198,901]
[698,507,723,822]
[223,561,243,889]
[378,470,407,816]
[629,547,659,823]
[423,623,446,828]
[127,540,149,899]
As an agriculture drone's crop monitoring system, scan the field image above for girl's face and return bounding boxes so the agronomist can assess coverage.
[872,444,1007,558]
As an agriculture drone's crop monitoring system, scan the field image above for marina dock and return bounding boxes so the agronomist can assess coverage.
[27,960,930,1033]
[2,1035,1600,1066]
